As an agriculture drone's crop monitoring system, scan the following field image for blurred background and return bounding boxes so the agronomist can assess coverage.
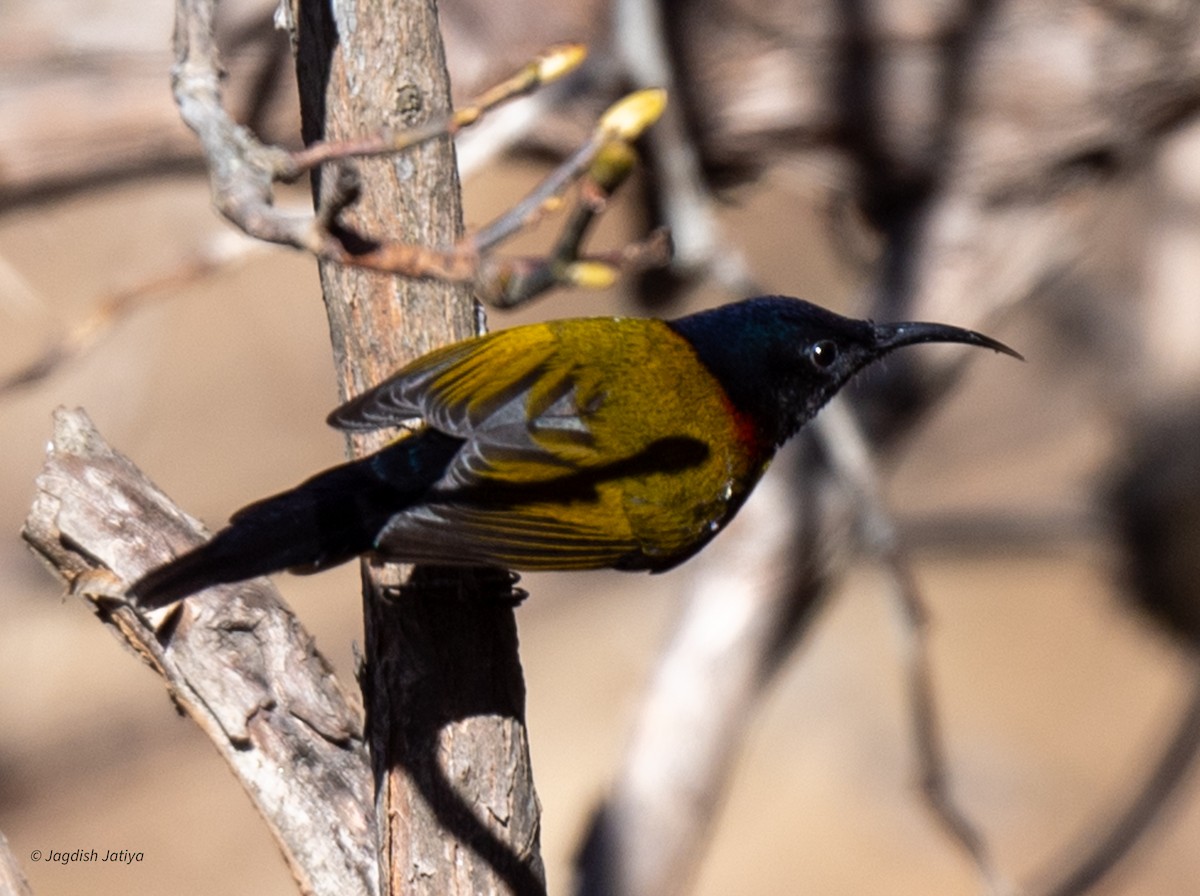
[4,0,1200,894]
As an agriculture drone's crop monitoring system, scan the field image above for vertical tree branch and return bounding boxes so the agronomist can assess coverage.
[289,1,543,894]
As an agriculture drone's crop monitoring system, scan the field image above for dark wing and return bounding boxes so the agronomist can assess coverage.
[374,499,645,571]
[328,329,557,433]
[327,321,654,488]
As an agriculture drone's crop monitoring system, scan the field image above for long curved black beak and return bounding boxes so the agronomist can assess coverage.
[871,320,1024,361]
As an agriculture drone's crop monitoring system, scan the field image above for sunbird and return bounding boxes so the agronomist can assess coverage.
[129,296,1020,607]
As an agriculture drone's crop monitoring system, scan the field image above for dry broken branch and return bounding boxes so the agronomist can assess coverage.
[21,407,375,896]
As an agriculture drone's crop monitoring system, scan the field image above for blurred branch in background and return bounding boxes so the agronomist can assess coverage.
[557,0,1200,894]
[815,401,1005,892]
[0,0,293,208]
[0,232,263,397]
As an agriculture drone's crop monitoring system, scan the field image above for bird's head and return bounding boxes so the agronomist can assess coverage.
[669,296,1022,447]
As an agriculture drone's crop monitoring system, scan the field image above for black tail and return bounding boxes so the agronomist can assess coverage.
[128,430,462,608]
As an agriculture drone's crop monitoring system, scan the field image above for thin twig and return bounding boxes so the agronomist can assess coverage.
[1028,663,1200,896]
[886,551,1008,895]
[815,401,1009,895]
[0,44,668,398]
[171,0,664,301]
[467,90,669,305]
[281,44,587,178]
[0,234,261,397]
[476,134,672,307]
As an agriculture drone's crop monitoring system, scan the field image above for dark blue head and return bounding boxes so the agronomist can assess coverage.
[668,296,1020,446]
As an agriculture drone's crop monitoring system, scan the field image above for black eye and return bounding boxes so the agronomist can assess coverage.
[808,340,838,369]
